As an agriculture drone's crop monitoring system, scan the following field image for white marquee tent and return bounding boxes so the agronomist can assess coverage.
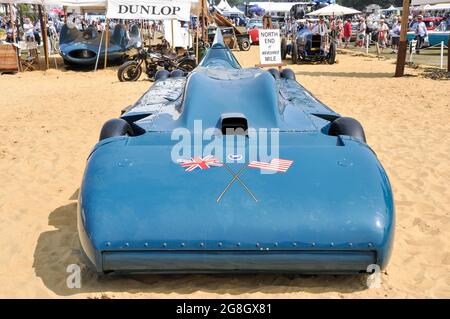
[423,3,450,10]
[307,4,361,16]
[249,2,307,14]
[411,0,449,4]
[216,0,232,12]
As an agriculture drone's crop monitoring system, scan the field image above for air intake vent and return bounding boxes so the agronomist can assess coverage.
[221,113,248,135]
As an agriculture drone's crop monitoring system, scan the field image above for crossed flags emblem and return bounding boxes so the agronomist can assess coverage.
[177,155,293,203]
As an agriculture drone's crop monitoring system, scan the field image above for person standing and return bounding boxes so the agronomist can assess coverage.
[376,18,389,54]
[356,17,366,47]
[413,15,428,54]
[47,20,58,54]
[343,18,352,48]
[335,18,344,48]
[390,17,401,53]
[315,16,328,36]
[5,21,15,43]
[23,18,35,42]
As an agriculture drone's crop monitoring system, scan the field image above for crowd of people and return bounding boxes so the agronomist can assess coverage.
[284,11,450,55]
[0,14,62,53]
[1,5,449,63]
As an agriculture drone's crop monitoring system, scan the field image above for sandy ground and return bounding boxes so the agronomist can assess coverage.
[0,48,449,298]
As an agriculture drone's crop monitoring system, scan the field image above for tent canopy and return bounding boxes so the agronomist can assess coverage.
[411,0,449,5]
[383,5,398,11]
[216,0,232,12]
[307,4,361,16]
[249,2,307,14]
[0,0,106,5]
[423,3,450,10]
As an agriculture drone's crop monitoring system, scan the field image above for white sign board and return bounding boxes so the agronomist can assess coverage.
[258,29,282,65]
[107,0,191,21]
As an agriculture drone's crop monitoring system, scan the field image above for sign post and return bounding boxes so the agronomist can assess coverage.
[255,29,285,70]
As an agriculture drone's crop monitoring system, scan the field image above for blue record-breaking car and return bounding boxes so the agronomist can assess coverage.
[59,23,141,66]
[78,30,394,274]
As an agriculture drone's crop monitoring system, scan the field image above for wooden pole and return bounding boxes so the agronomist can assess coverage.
[187,21,191,48]
[196,3,201,64]
[104,18,109,69]
[64,7,67,24]
[9,4,16,43]
[171,19,175,52]
[395,0,411,77]
[202,0,206,43]
[43,6,50,69]
[38,5,49,70]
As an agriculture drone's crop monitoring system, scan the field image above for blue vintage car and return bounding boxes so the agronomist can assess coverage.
[59,23,141,66]
[78,30,394,274]
[407,22,450,47]
[282,26,337,64]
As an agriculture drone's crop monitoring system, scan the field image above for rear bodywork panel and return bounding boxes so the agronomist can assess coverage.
[78,31,394,274]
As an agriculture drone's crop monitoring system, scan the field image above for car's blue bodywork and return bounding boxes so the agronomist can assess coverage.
[59,24,141,66]
[407,22,450,47]
[287,27,335,63]
[78,31,394,274]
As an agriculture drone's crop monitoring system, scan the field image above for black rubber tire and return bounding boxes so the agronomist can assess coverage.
[267,68,280,79]
[328,117,366,143]
[63,59,79,68]
[281,37,287,60]
[239,39,251,51]
[117,61,142,82]
[155,69,170,81]
[280,68,296,80]
[170,69,184,78]
[328,42,337,65]
[177,59,196,73]
[99,119,133,141]
[291,41,298,64]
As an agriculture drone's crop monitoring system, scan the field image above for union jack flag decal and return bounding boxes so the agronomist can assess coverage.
[248,158,293,173]
[178,155,223,172]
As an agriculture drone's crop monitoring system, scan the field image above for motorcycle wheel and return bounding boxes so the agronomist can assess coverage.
[177,59,196,74]
[117,61,142,82]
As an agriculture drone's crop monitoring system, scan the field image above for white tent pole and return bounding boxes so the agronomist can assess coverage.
[366,34,369,54]
[94,28,105,72]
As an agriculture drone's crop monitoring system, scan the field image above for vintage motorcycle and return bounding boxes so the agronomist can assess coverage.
[117,46,197,82]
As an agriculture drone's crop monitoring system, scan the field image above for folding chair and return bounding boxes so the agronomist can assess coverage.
[20,56,36,71]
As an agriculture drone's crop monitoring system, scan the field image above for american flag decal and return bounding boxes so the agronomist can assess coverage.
[178,155,223,172]
[248,158,293,173]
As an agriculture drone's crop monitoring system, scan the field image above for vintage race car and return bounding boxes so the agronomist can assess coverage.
[78,30,394,274]
[407,22,450,47]
[281,27,337,64]
[59,23,141,66]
